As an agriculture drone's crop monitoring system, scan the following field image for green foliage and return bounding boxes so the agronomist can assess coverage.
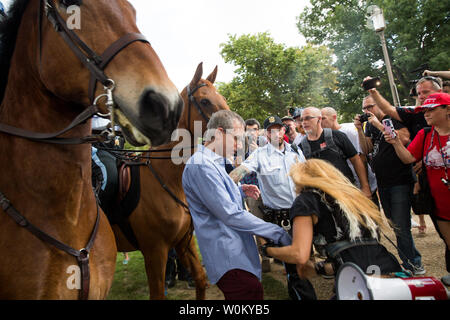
[297,0,450,121]
[218,32,338,123]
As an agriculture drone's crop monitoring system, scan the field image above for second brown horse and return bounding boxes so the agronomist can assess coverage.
[113,63,230,299]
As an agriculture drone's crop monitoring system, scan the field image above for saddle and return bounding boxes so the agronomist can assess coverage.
[118,163,132,203]
[104,160,141,249]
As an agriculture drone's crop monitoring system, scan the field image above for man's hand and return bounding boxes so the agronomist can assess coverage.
[354,114,363,130]
[242,184,261,200]
[366,111,382,131]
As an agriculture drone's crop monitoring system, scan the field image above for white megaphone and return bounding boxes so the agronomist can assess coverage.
[336,262,449,300]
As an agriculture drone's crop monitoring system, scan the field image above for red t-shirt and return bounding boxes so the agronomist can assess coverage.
[407,128,450,220]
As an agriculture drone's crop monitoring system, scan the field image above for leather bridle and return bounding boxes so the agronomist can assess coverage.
[0,0,152,300]
[41,0,151,105]
[186,83,210,133]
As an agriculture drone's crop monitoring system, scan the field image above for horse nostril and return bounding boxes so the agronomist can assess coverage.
[140,89,170,120]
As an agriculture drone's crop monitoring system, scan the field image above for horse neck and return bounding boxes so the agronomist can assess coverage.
[0,57,93,227]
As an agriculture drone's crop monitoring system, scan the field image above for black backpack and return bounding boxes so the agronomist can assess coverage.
[299,128,346,159]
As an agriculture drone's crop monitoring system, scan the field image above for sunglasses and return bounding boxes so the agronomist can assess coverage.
[421,76,442,88]
[299,116,318,122]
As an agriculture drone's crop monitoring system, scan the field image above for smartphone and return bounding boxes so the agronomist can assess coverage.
[362,77,381,91]
[382,118,397,139]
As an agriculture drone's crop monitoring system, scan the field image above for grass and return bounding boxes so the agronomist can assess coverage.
[107,251,149,300]
[106,250,289,300]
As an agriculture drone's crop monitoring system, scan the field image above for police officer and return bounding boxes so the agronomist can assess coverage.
[230,115,317,300]
[230,115,306,230]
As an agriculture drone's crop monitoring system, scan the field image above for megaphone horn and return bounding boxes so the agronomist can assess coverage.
[336,262,449,300]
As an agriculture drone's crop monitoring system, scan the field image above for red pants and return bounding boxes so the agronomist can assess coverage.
[216,269,264,300]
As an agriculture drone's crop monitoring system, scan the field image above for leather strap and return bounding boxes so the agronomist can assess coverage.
[145,160,189,210]
[88,33,150,103]
[0,191,100,300]
[0,105,104,144]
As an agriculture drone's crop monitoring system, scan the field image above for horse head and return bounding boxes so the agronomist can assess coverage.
[179,62,230,136]
[37,0,183,146]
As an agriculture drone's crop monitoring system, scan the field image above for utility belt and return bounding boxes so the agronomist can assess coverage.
[259,206,291,231]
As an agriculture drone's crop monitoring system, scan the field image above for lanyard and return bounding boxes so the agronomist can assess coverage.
[425,129,449,182]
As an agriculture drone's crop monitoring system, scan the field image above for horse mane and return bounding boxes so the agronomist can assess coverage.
[0,0,30,105]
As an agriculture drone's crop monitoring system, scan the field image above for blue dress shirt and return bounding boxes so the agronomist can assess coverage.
[182,145,291,284]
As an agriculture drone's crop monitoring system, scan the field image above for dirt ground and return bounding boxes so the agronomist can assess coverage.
[167,215,448,300]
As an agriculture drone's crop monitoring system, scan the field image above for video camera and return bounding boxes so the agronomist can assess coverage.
[409,63,430,97]
[362,77,381,91]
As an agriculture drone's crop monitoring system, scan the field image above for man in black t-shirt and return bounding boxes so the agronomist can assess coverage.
[355,96,424,275]
[298,107,372,198]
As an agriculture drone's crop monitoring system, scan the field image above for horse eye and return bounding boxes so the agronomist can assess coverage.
[200,99,211,106]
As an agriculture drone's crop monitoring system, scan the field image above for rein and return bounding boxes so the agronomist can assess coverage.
[0,0,151,299]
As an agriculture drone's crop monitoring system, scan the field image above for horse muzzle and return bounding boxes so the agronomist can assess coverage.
[114,89,184,147]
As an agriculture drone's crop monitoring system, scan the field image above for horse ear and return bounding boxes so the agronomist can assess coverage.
[206,66,218,84]
[190,62,203,89]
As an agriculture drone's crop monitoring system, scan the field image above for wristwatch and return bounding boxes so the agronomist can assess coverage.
[259,241,277,258]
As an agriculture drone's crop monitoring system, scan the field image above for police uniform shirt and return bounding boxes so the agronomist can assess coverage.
[242,141,306,210]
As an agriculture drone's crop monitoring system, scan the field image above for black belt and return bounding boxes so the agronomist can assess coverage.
[260,206,291,231]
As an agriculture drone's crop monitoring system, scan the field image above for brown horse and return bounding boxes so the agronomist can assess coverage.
[113,63,230,299]
[0,0,183,299]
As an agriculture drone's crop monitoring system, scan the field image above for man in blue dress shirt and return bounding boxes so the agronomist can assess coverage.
[182,110,291,300]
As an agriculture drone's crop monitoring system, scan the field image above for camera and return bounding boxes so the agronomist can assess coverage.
[359,113,371,123]
[362,77,381,91]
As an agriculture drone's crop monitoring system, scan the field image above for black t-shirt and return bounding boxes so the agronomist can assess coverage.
[299,130,357,182]
[364,117,414,188]
[396,107,428,140]
[290,190,374,244]
[290,190,402,274]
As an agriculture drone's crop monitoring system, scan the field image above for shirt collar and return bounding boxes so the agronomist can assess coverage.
[198,144,224,163]
[266,141,291,155]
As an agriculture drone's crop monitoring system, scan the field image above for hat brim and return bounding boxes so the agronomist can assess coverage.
[414,103,442,113]
[265,123,283,130]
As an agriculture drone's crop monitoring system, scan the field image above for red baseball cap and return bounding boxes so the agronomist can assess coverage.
[414,92,450,113]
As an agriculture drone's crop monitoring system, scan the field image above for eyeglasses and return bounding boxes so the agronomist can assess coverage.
[362,104,376,111]
[422,76,442,88]
[299,116,318,122]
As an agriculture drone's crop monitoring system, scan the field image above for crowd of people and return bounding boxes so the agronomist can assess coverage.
[182,72,450,300]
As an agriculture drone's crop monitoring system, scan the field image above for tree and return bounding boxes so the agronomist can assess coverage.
[297,0,450,120]
[217,32,337,123]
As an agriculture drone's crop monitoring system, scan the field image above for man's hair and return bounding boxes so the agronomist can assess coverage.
[245,118,260,130]
[362,95,375,107]
[417,76,442,91]
[321,107,337,117]
[205,110,244,141]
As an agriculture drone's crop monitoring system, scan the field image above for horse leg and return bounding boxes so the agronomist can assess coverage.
[175,233,208,300]
[141,245,169,300]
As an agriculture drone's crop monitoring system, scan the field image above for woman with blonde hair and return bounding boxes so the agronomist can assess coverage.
[260,159,402,297]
